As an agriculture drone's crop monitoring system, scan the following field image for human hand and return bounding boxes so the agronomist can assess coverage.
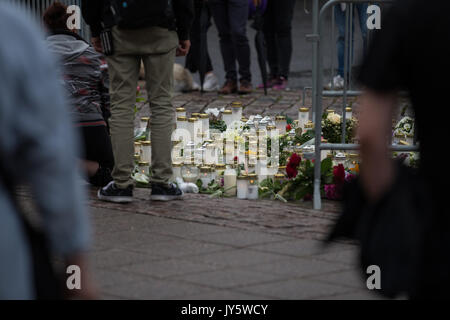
[91,37,103,53]
[176,40,191,57]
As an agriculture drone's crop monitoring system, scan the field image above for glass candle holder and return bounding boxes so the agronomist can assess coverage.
[187,118,197,143]
[199,113,210,139]
[181,164,199,183]
[194,147,205,165]
[134,141,142,156]
[247,163,256,174]
[141,141,151,163]
[345,107,352,120]
[275,116,287,135]
[176,107,186,118]
[222,110,233,127]
[298,107,310,131]
[223,166,237,197]
[231,101,243,123]
[204,143,218,165]
[199,166,213,188]
[253,115,263,128]
[140,117,150,130]
[215,164,226,177]
[138,161,150,176]
[134,154,141,165]
[346,153,359,171]
[171,140,183,163]
[247,174,259,200]
[172,162,183,180]
[236,175,249,199]
[333,152,347,167]
[184,141,195,163]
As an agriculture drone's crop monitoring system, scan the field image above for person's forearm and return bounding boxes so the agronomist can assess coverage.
[358,91,396,201]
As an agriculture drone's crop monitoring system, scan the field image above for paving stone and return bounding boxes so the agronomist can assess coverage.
[176,289,270,300]
[251,256,349,278]
[188,230,291,248]
[306,269,367,290]
[173,268,288,290]
[89,248,166,269]
[237,278,353,300]
[102,278,210,300]
[93,230,176,251]
[117,258,221,279]
[133,239,231,258]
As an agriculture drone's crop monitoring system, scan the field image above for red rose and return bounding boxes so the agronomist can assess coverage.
[286,124,292,131]
[287,153,302,168]
[286,165,298,179]
[333,164,346,185]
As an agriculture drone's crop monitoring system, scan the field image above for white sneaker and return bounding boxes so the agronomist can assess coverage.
[192,81,201,91]
[202,72,220,91]
[325,75,345,90]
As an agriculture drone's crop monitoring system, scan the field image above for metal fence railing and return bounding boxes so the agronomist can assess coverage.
[4,0,90,40]
[309,0,419,210]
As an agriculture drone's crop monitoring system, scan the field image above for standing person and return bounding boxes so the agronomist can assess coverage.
[327,3,368,89]
[258,0,296,90]
[44,2,114,187]
[82,0,194,203]
[209,0,252,94]
[333,0,450,298]
[0,2,94,299]
[185,0,220,92]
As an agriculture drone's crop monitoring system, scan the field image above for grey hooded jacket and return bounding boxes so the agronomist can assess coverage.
[46,32,110,126]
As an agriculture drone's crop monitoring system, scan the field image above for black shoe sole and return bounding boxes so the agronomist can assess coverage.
[97,190,133,203]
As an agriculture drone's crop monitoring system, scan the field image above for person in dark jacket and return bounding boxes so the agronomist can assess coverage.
[82,0,194,203]
[44,2,114,187]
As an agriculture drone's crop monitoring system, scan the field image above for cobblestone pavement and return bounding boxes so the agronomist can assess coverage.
[14,88,394,300]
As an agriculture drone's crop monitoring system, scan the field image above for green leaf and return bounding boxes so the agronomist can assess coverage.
[320,157,332,175]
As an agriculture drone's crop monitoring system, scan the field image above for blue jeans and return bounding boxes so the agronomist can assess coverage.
[335,4,368,77]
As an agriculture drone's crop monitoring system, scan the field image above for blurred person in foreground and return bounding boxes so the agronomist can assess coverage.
[44,2,114,187]
[0,3,95,299]
[329,0,450,299]
[82,0,194,203]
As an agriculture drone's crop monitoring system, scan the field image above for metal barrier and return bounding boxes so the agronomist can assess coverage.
[4,0,90,40]
[309,0,419,210]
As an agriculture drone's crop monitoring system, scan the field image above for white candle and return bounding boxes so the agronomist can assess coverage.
[172,163,183,180]
[222,110,233,127]
[140,117,149,130]
[224,166,237,196]
[247,174,258,200]
[176,107,186,118]
[138,161,150,175]
[345,107,352,120]
[199,166,213,188]
[298,107,309,131]
[275,116,287,135]
[231,102,243,124]
[134,142,142,156]
[236,175,249,199]
[199,114,210,139]
[141,141,151,163]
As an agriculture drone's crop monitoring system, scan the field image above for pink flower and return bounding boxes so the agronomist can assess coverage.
[286,165,298,179]
[324,184,343,200]
[287,153,302,168]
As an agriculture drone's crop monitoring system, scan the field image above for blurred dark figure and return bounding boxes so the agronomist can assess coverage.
[329,0,450,299]
[43,2,114,187]
[209,0,252,94]
[0,3,94,299]
[259,0,296,90]
[185,0,220,92]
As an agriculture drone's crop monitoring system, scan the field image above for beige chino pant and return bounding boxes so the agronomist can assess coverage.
[107,26,178,188]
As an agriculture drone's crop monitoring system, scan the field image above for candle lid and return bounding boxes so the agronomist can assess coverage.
[172,162,183,167]
[334,152,346,159]
[134,154,140,160]
[326,109,335,113]
[299,107,309,112]
[222,110,232,115]
[266,125,276,130]
[275,115,286,120]
[177,116,187,121]
[241,117,249,122]
[176,107,186,112]
[140,117,150,121]
[138,161,149,165]
[141,140,151,146]
[231,101,243,108]
[199,113,209,119]
[274,173,285,179]
[215,164,226,169]
[188,117,197,122]
[237,174,249,180]
[345,107,352,112]
[191,112,201,117]
[348,153,359,159]
[134,141,142,145]
[304,121,314,129]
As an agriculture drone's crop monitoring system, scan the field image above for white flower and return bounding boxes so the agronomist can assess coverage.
[327,112,341,124]
[205,108,220,117]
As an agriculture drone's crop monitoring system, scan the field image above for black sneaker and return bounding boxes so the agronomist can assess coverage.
[150,183,184,201]
[97,181,133,203]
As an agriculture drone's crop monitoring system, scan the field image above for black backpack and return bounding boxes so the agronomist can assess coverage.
[108,0,175,30]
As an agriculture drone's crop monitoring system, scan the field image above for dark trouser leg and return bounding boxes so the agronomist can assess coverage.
[186,3,214,74]
[210,0,237,81]
[263,1,279,78]
[274,0,296,79]
[228,0,251,82]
